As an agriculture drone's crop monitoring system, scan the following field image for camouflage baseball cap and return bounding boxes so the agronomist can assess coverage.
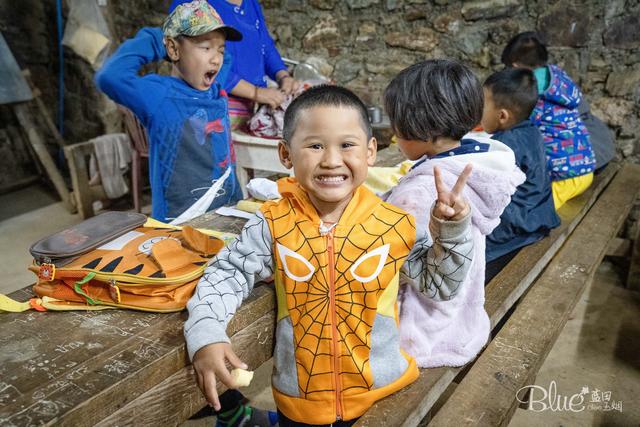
[163,0,242,41]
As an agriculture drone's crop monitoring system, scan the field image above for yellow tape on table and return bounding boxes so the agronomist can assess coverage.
[0,294,32,312]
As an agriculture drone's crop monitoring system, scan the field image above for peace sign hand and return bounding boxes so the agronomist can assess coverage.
[433,164,473,221]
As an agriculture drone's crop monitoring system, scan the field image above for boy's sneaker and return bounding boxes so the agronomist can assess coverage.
[216,404,278,427]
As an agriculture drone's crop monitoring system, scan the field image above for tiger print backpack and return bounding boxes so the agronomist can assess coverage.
[13,212,225,313]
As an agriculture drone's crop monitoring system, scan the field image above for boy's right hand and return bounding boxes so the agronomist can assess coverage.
[256,87,286,108]
[192,342,248,410]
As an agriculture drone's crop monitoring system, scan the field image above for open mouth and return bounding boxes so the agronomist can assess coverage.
[203,70,217,86]
[315,175,348,185]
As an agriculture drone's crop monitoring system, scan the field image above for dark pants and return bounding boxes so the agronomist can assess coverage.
[485,248,521,285]
[277,410,358,427]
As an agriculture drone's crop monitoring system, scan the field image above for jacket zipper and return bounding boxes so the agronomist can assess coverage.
[326,229,343,421]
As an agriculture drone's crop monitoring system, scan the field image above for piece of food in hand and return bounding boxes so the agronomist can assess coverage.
[231,368,254,387]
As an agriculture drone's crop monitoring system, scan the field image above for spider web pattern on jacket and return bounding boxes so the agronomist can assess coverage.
[185,214,274,336]
[403,234,473,300]
[267,202,414,397]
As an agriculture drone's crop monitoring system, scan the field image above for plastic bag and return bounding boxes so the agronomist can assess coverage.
[62,0,112,68]
[170,167,232,225]
[248,80,324,138]
[247,178,280,201]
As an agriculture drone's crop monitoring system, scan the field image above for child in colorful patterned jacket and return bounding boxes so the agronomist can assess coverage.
[501,31,596,209]
[184,85,475,426]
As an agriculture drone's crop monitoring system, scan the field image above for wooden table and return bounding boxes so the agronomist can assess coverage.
[371,114,394,148]
[231,131,292,198]
[0,145,405,427]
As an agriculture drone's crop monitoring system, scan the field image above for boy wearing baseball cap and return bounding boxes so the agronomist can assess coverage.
[95,0,245,223]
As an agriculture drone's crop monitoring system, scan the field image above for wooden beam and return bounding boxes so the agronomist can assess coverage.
[13,102,73,212]
[64,141,96,218]
[427,163,640,427]
[485,164,619,327]
[605,237,631,258]
[627,213,640,291]
[22,69,68,148]
[1,285,275,427]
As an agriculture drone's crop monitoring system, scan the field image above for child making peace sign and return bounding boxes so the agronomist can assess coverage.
[383,59,526,368]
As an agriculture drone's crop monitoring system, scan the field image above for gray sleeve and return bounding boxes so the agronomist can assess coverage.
[402,205,474,300]
[184,211,274,360]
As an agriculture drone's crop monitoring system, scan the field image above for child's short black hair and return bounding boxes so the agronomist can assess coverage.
[283,85,372,143]
[501,32,548,68]
[484,68,538,124]
[384,59,483,142]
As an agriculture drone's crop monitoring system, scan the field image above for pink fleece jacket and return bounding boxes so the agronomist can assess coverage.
[385,135,526,367]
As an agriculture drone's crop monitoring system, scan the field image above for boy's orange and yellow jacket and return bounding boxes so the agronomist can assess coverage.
[185,178,474,424]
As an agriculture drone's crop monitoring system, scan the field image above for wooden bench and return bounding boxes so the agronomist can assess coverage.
[1,146,638,426]
[355,162,640,427]
[425,163,640,427]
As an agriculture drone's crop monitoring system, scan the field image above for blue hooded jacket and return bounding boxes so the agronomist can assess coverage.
[169,0,287,91]
[486,120,561,262]
[95,28,243,222]
[531,64,596,181]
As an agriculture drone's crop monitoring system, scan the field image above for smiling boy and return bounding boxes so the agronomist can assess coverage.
[95,0,244,222]
[185,85,475,426]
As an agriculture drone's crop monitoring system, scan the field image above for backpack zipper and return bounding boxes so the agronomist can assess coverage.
[44,266,206,286]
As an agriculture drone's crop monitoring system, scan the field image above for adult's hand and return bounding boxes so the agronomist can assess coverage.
[279,76,301,95]
[256,87,286,108]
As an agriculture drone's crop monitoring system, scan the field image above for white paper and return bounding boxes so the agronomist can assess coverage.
[98,230,144,251]
[215,206,254,220]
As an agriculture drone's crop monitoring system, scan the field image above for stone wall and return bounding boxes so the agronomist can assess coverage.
[0,1,57,113]
[1,0,639,159]
[0,0,171,145]
[262,0,640,161]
